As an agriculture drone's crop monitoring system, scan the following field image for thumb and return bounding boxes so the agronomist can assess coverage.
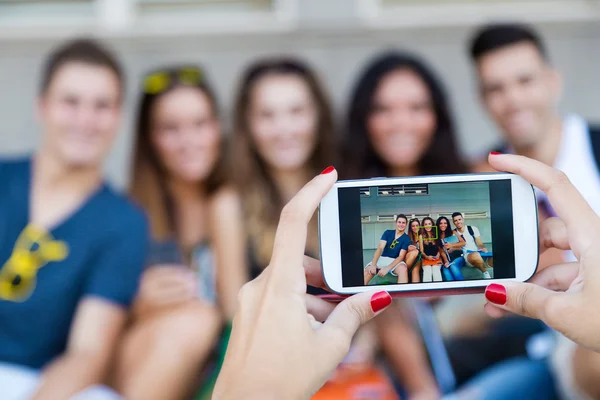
[317,291,391,362]
[485,282,573,332]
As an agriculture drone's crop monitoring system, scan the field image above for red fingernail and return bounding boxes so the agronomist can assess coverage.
[370,291,392,313]
[320,166,335,175]
[490,151,502,155]
[485,284,507,305]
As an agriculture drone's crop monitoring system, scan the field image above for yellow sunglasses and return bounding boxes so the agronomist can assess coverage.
[142,67,204,95]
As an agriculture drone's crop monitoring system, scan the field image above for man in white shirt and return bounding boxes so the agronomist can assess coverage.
[469,22,600,400]
[449,212,491,279]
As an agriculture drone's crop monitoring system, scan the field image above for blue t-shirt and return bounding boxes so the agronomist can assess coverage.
[0,157,148,369]
[380,230,410,259]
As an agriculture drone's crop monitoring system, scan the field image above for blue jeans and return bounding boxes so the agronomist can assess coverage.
[443,357,556,400]
[442,258,465,281]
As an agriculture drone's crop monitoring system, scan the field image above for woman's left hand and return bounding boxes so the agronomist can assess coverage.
[213,168,392,399]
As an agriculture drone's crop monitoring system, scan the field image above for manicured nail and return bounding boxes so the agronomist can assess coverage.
[370,291,392,313]
[485,283,507,305]
[320,166,335,175]
[489,151,502,156]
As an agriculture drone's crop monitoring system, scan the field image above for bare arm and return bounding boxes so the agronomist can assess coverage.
[209,187,250,320]
[371,240,386,267]
[376,302,439,398]
[388,249,408,270]
[475,236,486,250]
[573,345,600,399]
[33,298,126,399]
[440,246,449,264]
[419,236,428,259]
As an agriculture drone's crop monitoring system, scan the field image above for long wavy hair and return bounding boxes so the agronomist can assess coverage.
[343,51,467,179]
[129,65,228,241]
[436,216,453,248]
[408,218,422,245]
[233,58,336,267]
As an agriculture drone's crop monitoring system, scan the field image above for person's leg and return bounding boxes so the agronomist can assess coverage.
[411,260,422,283]
[405,250,419,268]
[422,265,432,282]
[432,264,442,282]
[0,362,40,400]
[443,357,557,400]
[448,260,464,281]
[394,262,409,284]
[113,300,221,400]
[466,253,487,273]
[364,263,376,285]
[442,266,454,281]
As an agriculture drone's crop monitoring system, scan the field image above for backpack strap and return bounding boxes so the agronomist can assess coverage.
[588,124,600,173]
[467,225,475,237]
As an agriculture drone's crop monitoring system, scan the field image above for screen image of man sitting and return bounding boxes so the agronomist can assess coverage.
[447,212,493,279]
[364,214,419,285]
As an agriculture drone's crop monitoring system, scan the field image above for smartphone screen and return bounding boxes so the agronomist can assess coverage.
[336,179,515,287]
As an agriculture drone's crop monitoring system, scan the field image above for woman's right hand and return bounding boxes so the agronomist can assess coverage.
[133,265,197,318]
[483,153,600,352]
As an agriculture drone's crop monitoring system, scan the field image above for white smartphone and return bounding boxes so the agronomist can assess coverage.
[319,173,538,296]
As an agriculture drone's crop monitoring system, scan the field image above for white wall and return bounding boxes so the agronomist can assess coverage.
[1,20,599,189]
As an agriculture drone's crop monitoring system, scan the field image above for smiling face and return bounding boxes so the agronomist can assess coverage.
[477,42,561,149]
[424,219,433,231]
[453,214,464,230]
[439,218,448,232]
[411,220,420,233]
[247,73,318,173]
[367,68,436,171]
[37,62,122,168]
[396,217,407,233]
[150,86,220,184]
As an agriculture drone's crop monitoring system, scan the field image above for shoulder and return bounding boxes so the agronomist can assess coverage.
[98,186,149,235]
[208,185,242,214]
[0,155,30,177]
[472,225,481,234]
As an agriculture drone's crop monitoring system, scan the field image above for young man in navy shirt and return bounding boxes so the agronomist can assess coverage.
[364,214,417,285]
[0,39,147,399]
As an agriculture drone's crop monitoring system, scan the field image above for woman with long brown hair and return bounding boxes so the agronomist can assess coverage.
[408,218,423,283]
[419,217,443,283]
[112,66,246,400]
[342,50,472,398]
[232,58,335,280]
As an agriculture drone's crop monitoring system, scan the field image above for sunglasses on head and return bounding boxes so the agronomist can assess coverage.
[142,67,204,95]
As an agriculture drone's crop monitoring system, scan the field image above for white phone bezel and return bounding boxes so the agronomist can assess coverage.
[319,173,538,294]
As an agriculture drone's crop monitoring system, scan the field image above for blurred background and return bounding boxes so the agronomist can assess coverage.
[1,0,600,188]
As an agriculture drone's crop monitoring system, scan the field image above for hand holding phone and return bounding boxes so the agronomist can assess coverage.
[319,172,538,296]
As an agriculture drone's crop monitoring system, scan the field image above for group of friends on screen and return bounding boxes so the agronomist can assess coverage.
[364,213,492,285]
[1,19,599,400]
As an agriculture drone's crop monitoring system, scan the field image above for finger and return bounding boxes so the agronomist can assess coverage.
[539,217,570,254]
[318,291,391,363]
[528,262,579,291]
[484,282,579,335]
[304,256,327,290]
[307,313,323,330]
[488,154,596,230]
[305,294,335,322]
[269,168,338,290]
[484,302,508,318]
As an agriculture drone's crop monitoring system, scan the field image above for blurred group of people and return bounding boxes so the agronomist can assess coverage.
[1,20,599,400]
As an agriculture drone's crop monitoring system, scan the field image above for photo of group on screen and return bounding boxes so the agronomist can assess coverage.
[364,213,493,285]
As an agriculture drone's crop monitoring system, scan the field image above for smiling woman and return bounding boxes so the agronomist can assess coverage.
[232,58,335,274]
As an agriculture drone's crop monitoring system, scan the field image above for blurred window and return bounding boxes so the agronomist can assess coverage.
[137,0,275,15]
